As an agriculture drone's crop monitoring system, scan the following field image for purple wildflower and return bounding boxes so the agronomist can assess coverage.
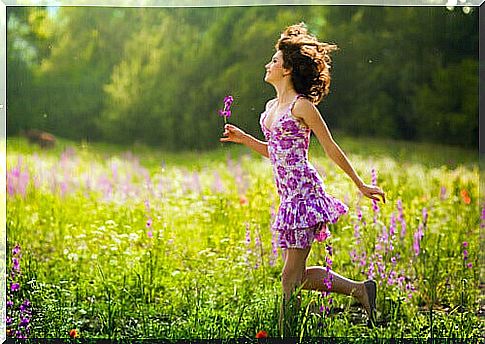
[19,317,30,327]
[462,241,468,248]
[389,213,397,237]
[440,186,447,200]
[269,228,278,267]
[397,199,406,238]
[218,95,234,124]
[11,283,20,292]
[463,249,468,260]
[422,208,428,225]
[13,257,20,272]
[350,249,358,263]
[12,244,21,256]
[413,222,424,256]
[353,223,360,240]
[245,222,251,266]
[144,199,151,213]
[467,263,473,269]
[254,228,262,270]
[7,300,13,308]
[212,171,224,193]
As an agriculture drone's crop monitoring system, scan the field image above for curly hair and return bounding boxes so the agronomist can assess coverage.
[276,23,338,104]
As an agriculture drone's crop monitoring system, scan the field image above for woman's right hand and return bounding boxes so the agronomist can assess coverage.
[220,124,247,144]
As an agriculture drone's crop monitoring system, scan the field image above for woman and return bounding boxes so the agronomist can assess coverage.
[220,23,385,335]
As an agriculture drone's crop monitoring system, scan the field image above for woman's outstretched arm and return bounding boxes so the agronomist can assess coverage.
[293,98,386,203]
[220,124,269,158]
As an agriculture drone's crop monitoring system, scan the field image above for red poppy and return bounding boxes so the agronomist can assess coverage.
[256,330,268,338]
[460,189,471,205]
[69,329,78,338]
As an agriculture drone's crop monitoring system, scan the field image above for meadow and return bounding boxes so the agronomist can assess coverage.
[5,135,483,340]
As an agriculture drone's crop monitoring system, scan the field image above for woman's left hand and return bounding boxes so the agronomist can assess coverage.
[358,184,386,203]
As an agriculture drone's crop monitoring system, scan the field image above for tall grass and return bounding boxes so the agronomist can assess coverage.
[5,135,482,339]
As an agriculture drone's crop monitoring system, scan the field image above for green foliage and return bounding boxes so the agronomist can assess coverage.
[6,6,478,149]
[412,59,478,147]
[6,136,483,339]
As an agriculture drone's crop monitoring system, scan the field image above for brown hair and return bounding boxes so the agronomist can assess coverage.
[276,22,338,104]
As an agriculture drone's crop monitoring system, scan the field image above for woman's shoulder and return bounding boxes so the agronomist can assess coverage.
[293,96,318,118]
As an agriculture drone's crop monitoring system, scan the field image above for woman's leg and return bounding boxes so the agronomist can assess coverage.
[301,266,374,316]
[279,247,311,337]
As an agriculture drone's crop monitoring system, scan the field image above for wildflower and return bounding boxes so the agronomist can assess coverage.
[357,208,363,222]
[359,252,367,268]
[19,317,29,327]
[350,249,358,263]
[12,244,21,256]
[413,223,424,256]
[254,228,262,269]
[13,257,20,272]
[463,241,468,248]
[11,283,20,292]
[422,208,428,225]
[218,95,234,124]
[315,225,330,242]
[389,213,397,237]
[147,230,153,239]
[353,223,360,239]
[269,228,278,267]
[212,171,224,193]
[69,329,78,338]
[467,263,473,269]
[256,330,268,338]
[397,199,406,239]
[239,195,248,206]
[144,199,151,213]
[146,218,152,228]
[245,222,252,266]
[440,186,447,200]
[7,300,13,308]
[463,249,468,260]
[460,189,471,205]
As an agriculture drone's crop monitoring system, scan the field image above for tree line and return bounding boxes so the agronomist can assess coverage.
[7,6,478,150]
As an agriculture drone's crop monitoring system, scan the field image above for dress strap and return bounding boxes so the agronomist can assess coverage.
[289,94,303,111]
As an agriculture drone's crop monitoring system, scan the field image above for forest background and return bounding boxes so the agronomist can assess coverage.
[6,5,478,151]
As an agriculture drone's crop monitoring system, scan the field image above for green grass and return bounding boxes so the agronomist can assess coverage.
[6,135,483,339]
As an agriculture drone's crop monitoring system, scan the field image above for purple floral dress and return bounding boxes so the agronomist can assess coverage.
[260,95,348,249]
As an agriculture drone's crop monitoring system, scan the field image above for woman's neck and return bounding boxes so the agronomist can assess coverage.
[274,80,297,105]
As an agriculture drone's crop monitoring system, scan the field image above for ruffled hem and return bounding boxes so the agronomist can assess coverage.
[272,194,349,232]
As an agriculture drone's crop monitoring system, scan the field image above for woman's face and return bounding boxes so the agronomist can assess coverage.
[264,50,290,84]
